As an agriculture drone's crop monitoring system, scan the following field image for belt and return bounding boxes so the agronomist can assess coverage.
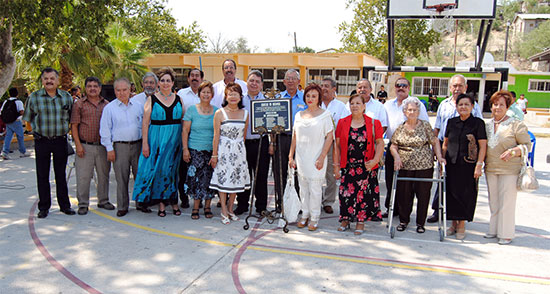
[33,133,67,140]
[80,140,102,146]
[113,139,142,145]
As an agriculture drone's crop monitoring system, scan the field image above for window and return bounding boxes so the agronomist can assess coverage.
[528,79,550,92]
[251,68,298,92]
[336,69,360,96]
[412,77,449,96]
[306,68,361,96]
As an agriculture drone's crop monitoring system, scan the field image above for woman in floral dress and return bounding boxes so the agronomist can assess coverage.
[209,83,250,224]
[333,94,384,235]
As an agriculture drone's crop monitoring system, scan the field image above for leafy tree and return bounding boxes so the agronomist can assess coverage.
[519,20,550,58]
[292,46,315,53]
[339,0,439,65]
[227,37,253,53]
[116,0,206,53]
[0,0,118,94]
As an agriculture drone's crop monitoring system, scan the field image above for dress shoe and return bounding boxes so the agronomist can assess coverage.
[426,213,439,223]
[60,208,76,215]
[116,210,128,217]
[498,238,512,245]
[37,210,48,218]
[323,206,334,214]
[78,207,88,215]
[98,202,115,210]
[483,233,497,239]
[233,206,249,215]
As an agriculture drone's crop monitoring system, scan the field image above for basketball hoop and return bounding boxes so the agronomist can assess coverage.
[426,3,457,33]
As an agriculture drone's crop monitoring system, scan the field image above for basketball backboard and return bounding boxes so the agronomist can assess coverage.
[387,0,497,19]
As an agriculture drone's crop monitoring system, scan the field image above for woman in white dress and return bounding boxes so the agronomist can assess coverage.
[288,83,334,231]
[209,83,251,224]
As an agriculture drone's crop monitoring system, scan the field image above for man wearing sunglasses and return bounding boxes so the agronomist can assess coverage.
[382,77,430,218]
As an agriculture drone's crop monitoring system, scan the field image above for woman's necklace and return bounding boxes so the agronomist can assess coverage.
[494,115,507,124]
[199,104,211,114]
[226,106,238,112]
[158,91,171,101]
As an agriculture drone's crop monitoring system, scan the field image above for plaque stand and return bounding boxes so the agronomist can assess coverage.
[243,125,289,233]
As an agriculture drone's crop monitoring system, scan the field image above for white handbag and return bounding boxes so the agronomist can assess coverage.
[517,156,539,191]
[281,168,301,224]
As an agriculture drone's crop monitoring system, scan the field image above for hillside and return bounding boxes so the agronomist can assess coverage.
[407,26,532,71]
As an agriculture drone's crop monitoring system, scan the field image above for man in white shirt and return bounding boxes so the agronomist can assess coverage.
[100,78,143,217]
[320,77,350,214]
[427,74,483,223]
[131,72,158,107]
[175,68,204,208]
[346,79,389,132]
[382,77,430,218]
[176,68,204,111]
[1,87,30,159]
[235,70,270,215]
[212,59,248,108]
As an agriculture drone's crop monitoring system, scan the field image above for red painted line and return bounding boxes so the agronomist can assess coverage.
[251,243,550,281]
[28,201,103,294]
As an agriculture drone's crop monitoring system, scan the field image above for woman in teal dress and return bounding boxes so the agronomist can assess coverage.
[132,67,183,217]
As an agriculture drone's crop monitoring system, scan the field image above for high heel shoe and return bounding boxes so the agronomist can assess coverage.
[308,221,319,231]
[354,222,365,235]
[221,213,230,224]
[456,227,466,240]
[337,221,350,232]
[157,210,166,217]
[297,218,308,228]
[228,212,239,221]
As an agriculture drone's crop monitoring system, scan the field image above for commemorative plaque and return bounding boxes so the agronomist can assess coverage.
[250,98,292,134]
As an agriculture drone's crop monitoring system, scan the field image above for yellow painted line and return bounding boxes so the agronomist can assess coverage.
[70,198,550,285]
[247,246,550,285]
[90,207,236,248]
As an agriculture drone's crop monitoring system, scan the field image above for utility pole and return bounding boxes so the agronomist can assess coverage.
[504,21,510,61]
[294,32,298,52]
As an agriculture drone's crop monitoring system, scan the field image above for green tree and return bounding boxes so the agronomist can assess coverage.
[116,0,206,53]
[519,20,550,59]
[292,46,315,53]
[1,0,119,94]
[339,0,439,65]
[100,22,149,86]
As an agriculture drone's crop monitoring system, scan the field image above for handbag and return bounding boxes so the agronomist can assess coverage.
[517,154,539,191]
[280,167,301,225]
[371,118,384,167]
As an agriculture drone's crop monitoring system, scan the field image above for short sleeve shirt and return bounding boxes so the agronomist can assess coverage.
[23,88,73,137]
[391,120,435,170]
[444,116,487,164]
[183,105,217,151]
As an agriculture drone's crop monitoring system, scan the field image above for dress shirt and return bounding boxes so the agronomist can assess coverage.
[131,92,147,107]
[345,97,389,127]
[321,98,350,128]
[384,96,430,140]
[177,87,208,111]
[434,97,482,141]
[70,96,108,142]
[506,103,524,121]
[212,78,248,108]
[278,90,305,124]
[242,91,266,139]
[100,99,143,152]
[23,88,73,137]
[1,97,25,121]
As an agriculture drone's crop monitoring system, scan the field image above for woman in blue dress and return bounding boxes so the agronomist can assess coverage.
[133,67,183,217]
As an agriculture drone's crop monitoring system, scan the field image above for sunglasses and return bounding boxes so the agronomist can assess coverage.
[395,83,409,88]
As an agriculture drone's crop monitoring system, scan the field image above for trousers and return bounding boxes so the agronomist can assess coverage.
[34,136,70,212]
[113,142,140,211]
[486,173,518,239]
[75,143,110,208]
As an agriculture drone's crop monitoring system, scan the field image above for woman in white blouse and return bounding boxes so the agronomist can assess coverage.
[289,84,334,231]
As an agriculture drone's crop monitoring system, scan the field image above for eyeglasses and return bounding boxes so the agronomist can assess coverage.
[159,79,172,83]
[395,83,409,88]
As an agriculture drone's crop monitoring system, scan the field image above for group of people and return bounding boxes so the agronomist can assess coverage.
[18,62,531,245]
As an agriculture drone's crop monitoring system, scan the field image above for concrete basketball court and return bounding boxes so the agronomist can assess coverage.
[1,123,549,294]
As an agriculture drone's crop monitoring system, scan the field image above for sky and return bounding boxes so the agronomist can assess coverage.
[165,0,354,53]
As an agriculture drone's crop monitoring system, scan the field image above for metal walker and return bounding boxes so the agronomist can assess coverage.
[387,162,447,241]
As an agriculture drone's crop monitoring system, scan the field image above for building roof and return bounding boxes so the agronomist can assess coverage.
[513,13,550,24]
[528,48,550,62]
